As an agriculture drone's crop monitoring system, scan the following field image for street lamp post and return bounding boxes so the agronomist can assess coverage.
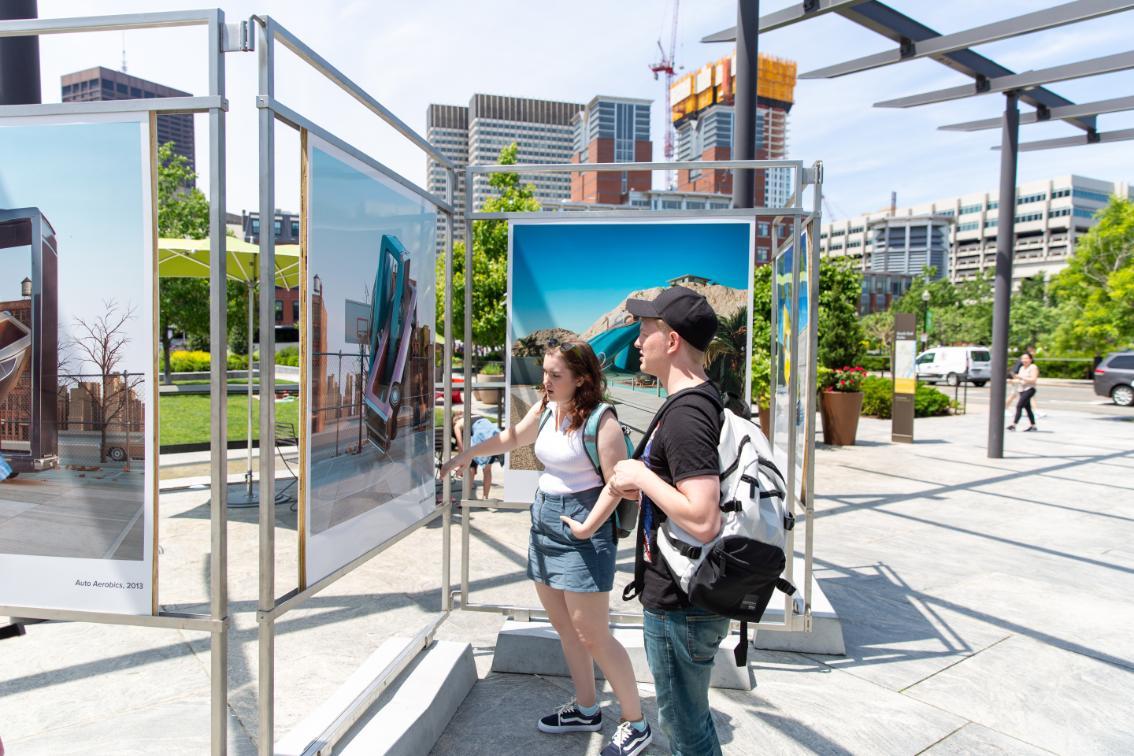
[921,288,930,348]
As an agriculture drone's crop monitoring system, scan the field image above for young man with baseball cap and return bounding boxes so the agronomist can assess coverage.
[607,285,730,756]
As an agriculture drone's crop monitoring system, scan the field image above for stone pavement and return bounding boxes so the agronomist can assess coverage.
[1,403,1132,754]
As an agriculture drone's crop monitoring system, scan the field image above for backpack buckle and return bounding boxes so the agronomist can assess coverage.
[784,512,796,531]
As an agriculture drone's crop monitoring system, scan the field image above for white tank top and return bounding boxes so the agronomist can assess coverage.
[534,402,603,495]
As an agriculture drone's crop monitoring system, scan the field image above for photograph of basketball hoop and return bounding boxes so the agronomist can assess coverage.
[302,133,437,586]
[0,113,156,615]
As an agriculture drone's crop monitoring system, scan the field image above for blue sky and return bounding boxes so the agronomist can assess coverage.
[0,118,150,375]
[512,221,749,336]
[307,139,436,361]
[26,1,1134,220]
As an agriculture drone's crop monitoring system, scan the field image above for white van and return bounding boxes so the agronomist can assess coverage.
[915,346,992,387]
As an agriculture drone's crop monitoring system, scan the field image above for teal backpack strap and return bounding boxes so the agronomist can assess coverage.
[582,403,614,480]
[538,406,552,435]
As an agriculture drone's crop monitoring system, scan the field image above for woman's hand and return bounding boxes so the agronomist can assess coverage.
[559,515,593,540]
[439,456,464,477]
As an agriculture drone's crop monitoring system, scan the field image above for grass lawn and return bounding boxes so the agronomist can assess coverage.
[171,379,299,386]
[159,394,300,446]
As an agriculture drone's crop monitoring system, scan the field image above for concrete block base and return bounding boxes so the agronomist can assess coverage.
[278,637,476,756]
[753,561,846,655]
[491,620,755,690]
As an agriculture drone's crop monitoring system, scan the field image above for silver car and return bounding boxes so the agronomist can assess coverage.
[1094,350,1134,407]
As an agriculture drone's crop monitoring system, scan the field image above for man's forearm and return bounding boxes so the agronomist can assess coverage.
[637,469,720,542]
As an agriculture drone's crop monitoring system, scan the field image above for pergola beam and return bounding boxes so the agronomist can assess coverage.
[700,0,869,43]
[939,94,1134,131]
[995,126,1134,151]
[801,0,1134,79]
[831,1,1097,131]
[875,49,1134,108]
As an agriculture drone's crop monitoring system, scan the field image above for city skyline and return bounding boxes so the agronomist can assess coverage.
[24,1,1132,222]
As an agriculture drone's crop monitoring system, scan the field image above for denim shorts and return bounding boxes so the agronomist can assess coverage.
[527,486,616,593]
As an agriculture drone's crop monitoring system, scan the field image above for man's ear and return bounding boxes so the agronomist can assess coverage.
[667,329,681,355]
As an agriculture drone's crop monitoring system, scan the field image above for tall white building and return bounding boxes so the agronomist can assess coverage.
[426,95,582,248]
[820,175,1133,285]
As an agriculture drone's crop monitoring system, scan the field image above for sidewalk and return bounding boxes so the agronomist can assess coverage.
[2,405,1132,753]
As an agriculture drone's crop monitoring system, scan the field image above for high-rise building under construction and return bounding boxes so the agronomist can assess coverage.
[671,52,796,206]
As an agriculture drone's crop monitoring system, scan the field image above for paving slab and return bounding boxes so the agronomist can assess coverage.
[906,634,1134,755]
[923,722,1054,755]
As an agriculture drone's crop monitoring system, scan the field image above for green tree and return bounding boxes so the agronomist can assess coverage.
[817,257,865,369]
[157,142,210,383]
[1050,196,1134,354]
[437,143,539,351]
[706,307,749,412]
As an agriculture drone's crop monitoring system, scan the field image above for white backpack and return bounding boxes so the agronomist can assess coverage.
[655,408,798,665]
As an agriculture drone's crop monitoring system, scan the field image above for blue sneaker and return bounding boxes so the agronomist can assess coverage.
[601,720,653,756]
[537,699,602,733]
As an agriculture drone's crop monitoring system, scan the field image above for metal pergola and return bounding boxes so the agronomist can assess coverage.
[706,0,1134,458]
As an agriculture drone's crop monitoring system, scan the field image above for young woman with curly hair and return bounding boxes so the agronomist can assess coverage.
[441,339,652,754]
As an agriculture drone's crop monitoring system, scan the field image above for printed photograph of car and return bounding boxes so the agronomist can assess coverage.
[363,235,418,451]
[1093,350,1134,407]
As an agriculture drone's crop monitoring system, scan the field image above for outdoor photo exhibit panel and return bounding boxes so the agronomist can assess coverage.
[772,228,811,494]
[301,133,438,586]
[0,113,157,614]
[505,219,754,503]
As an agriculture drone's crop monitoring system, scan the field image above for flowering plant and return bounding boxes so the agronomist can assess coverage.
[825,366,867,393]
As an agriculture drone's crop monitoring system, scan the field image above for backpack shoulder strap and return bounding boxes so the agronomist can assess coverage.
[538,406,552,435]
[582,403,615,479]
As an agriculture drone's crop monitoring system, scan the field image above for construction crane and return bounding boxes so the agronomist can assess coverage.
[649,0,680,190]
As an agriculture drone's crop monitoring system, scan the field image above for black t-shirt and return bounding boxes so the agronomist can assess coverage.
[637,381,722,610]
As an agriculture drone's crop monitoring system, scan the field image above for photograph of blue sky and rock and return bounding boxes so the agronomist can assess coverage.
[303,135,437,586]
[0,115,154,577]
[506,219,753,486]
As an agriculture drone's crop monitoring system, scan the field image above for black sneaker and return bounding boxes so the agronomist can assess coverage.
[601,720,653,756]
[537,699,602,733]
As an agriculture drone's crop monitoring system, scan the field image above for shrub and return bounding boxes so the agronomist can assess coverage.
[861,354,890,373]
[227,354,248,370]
[859,375,953,418]
[915,384,953,417]
[170,350,212,372]
[860,376,893,417]
[827,366,867,393]
[479,361,504,376]
[275,346,300,367]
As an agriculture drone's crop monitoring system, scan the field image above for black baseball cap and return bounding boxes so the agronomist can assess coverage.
[626,286,718,352]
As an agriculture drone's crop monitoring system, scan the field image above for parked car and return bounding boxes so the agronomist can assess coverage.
[915,346,991,387]
[1093,350,1134,407]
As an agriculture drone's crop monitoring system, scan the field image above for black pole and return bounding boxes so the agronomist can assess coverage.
[732,0,759,209]
[0,0,41,106]
[988,91,1019,459]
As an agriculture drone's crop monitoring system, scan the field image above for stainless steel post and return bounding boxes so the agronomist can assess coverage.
[988,92,1019,459]
[441,166,454,611]
[255,17,276,756]
[207,11,229,753]
[461,166,473,603]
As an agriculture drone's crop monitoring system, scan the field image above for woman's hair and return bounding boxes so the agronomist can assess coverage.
[538,339,606,433]
[1021,352,1034,363]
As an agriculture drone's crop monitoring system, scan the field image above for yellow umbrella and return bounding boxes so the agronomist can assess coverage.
[158,237,301,288]
[157,236,302,507]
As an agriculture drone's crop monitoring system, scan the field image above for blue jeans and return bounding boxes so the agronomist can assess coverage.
[644,607,730,756]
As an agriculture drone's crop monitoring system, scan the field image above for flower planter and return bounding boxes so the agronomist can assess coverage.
[474,372,503,404]
[820,390,863,446]
[757,405,771,437]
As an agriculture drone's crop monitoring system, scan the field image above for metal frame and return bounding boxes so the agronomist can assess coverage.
[0,9,233,755]
[451,158,821,635]
[939,94,1134,132]
[251,16,457,756]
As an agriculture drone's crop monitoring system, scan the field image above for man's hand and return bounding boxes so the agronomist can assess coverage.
[610,459,648,492]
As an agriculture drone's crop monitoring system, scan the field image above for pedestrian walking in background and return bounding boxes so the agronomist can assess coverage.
[1009,352,1040,432]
